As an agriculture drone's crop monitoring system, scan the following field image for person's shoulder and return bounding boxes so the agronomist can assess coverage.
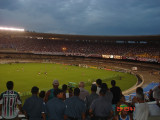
[79,97,85,103]
[65,97,73,105]
[46,89,53,95]
[46,97,55,105]
[0,91,6,98]
[13,91,20,95]
[153,86,158,91]
[110,87,113,91]
[91,93,99,97]
[115,86,121,90]
[24,96,33,103]
[0,91,7,95]
[37,96,44,102]
[92,96,99,103]
[74,96,85,104]
[48,88,54,92]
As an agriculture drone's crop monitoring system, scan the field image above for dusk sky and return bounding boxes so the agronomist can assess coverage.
[0,0,160,35]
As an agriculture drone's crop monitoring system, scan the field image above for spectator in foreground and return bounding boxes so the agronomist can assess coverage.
[65,88,86,120]
[0,81,22,120]
[23,86,45,120]
[89,88,113,120]
[39,90,46,119]
[152,82,160,106]
[85,84,99,118]
[114,95,132,120]
[101,83,113,103]
[114,104,132,120]
[148,89,155,101]
[44,80,59,102]
[68,87,74,98]
[110,80,122,104]
[132,87,149,120]
[96,79,102,95]
[79,82,89,101]
[39,90,46,100]
[45,89,66,120]
[62,84,69,100]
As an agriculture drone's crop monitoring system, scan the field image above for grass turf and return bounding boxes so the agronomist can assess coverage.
[0,63,137,98]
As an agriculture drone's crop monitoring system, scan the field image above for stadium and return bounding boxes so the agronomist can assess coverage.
[1,0,160,119]
[0,28,160,120]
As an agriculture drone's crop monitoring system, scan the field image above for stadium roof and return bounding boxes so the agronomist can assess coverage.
[0,30,160,42]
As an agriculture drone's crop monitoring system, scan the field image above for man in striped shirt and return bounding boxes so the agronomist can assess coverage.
[0,81,22,120]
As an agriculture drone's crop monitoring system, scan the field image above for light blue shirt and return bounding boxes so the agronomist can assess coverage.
[65,96,86,119]
[46,97,66,120]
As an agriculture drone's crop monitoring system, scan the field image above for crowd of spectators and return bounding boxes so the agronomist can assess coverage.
[1,80,160,120]
[0,37,159,59]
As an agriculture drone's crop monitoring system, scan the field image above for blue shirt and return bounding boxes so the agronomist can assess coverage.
[65,96,86,119]
[85,93,99,110]
[119,115,130,120]
[23,95,44,120]
[90,96,112,117]
[46,97,66,120]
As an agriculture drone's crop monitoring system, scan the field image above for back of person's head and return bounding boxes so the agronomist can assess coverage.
[136,92,144,101]
[101,83,108,90]
[52,80,59,89]
[62,84,68,92]
[6,81,14,90]
[69,87,73,92]
[111,80,116,86]
[99,88,107,96]
[31,86,39,94]
[74,88,80,96]
[54,89,63,97]
[39,91,46,99]
[79,82,85,88]
[91,84,97,92]
[136,87,143,94]
[120,95,125,101]
[96,79,102,86]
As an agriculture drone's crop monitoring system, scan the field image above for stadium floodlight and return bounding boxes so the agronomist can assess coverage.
[0,27,24,32]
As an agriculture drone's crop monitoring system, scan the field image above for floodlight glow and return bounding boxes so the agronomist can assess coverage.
[0,27,24,32]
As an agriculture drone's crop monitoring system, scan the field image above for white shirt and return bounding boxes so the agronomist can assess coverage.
[96,86,101,95]
[133,102,149,120]
[152,86,160,99]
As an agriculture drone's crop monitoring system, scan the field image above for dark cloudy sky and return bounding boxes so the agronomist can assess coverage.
[0,0,160,35]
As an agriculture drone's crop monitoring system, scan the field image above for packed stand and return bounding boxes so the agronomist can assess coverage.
[0,37,159,60]
[1,80,160,120]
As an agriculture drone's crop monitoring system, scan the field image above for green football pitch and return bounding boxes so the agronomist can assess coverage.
[0,63,137,96]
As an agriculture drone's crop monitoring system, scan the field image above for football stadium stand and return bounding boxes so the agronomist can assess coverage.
[0,31,160,63]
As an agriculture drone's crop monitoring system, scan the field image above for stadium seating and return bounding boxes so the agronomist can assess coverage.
[0,36,159,63]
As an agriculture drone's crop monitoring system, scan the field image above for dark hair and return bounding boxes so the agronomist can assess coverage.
[136,87,143,94]
[91,84,97,92]
[111,80,116,86]
[96,79,102,86]
[39,91,46,99]
[62,84,68,91]
[100,88,107,95]
[6,81,14,90]
[101,83,108,90]
[54,89,63,97]
[31,86,39,94]
[74,88,80,96]
[136,92,144,100]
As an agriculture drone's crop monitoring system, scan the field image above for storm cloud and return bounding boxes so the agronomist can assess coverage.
[0,0,160,35]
